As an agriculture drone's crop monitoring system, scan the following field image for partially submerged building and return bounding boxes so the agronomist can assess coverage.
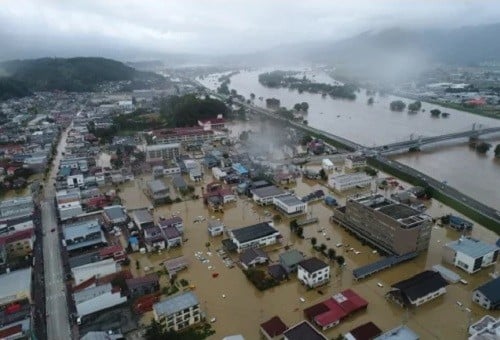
[443,237,499,274]
[386,270,448,307]
[333,194,432,256]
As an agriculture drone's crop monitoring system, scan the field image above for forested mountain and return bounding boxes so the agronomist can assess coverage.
[0,57,163,99]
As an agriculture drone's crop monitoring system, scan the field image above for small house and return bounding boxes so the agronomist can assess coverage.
[239,248,269,269]
[279,250,305,273]
[298,257,330,288]
[208,219,225,237]
[126,273,160,298]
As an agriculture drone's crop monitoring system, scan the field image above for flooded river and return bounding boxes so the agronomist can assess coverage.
[117,152,499,339]
[198,69,500,215]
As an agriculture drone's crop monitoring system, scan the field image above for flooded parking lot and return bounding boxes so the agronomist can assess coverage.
[116,168,499,339]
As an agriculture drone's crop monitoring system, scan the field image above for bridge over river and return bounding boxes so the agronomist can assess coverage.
[203,86,500,229]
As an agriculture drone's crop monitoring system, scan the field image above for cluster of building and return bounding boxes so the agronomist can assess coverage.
[0,195,38,338]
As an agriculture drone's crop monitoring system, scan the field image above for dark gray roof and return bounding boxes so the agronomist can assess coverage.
[299,257,328,273]
[475,277,500,304]
[239,248,268,265]
[231,222,279,244]
[268,264,288,281]
[172,175,187,188]
[133,209,153,225]
[103,205,127,221]
[283,321,327,340]
[69,251,100,268]
[391,270,448,301]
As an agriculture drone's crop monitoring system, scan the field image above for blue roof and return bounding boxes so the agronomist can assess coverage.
[446,237,499,259]
[232,163,248,174]
[353,252,417,280]
[449,215,473,227]
[129,236,139,244]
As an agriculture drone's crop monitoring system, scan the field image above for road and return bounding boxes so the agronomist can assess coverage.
[373,155,500,225]
[374,126,500,153]
[42,127,72,340]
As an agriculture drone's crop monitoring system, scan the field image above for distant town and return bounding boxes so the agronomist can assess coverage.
[0,57,499,340]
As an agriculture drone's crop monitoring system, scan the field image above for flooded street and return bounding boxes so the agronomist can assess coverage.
[199,70,500,220]
[117,165,499,339]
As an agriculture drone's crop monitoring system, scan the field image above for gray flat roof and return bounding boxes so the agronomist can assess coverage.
[251,185,285,198]
[133,209,153,224]
[146,143,180,151]
[148,179,168,192]
[378,204,421,220]
[153,292,199,317]
[446,237,499,259]
[274,194,304,207]
[374,325,419,340]
[279,250,305,267]
[0,268,32,302]
[63,219,101,240]
[103,205,127,221]
[74,283,112,303]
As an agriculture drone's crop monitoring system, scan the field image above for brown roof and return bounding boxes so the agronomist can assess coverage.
[0,324,23,338]
[348,322,382,340]
[260,316,288,337]
[126,273,159,289]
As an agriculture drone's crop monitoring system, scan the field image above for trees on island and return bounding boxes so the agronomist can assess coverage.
[389,100,406,111]
[408,101,422,112]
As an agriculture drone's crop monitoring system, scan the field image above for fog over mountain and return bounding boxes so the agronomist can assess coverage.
[1,0,500,86]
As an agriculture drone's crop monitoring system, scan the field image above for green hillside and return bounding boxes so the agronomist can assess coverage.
[0,57,163,98]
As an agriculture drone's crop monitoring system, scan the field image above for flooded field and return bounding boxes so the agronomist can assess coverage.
[117,168,499,339]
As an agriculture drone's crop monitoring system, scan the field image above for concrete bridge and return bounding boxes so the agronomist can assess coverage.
[373,126,500,153]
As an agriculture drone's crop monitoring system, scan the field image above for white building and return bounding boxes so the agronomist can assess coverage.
[67,174,84,189]
[468,315,500,339]
[153,292,202,331]
[74,283,127,318]
[472,277,500,310]
[212,167,227,181]
[227,222,281,253]
[72,259,119,284]
[443,237,499,274]
[345,155,367,170]
[251,186,287,205]
[328,173,372,192]
[322,158,334,172]
[144,143,180,162]
[207,219,224,237]
[56,190,83,221]
[297,257,330,288]
[273,194,307,216]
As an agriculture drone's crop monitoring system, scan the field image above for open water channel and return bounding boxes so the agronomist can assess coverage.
[198,69,500,211]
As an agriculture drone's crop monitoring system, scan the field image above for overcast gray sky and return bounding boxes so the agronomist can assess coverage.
[1,0,500,59]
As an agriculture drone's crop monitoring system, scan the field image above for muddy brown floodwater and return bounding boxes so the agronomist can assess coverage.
[117,166,499,339]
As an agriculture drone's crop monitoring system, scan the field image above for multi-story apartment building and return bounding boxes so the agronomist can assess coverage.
[144,143,180,162]
[153,292,202,331]
[333,194,432,256]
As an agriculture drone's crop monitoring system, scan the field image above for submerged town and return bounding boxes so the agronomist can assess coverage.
[0,60,499,340]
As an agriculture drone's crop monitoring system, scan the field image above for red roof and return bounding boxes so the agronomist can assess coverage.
[99,244,123,258]
[304,302,330,320]
[0,228,34,245]
[315,301,346,326]
[0,324,23,338]
[260,316,288,337]
[73,276,97,292]
[336,289,369,313]
[305,289,369,327]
